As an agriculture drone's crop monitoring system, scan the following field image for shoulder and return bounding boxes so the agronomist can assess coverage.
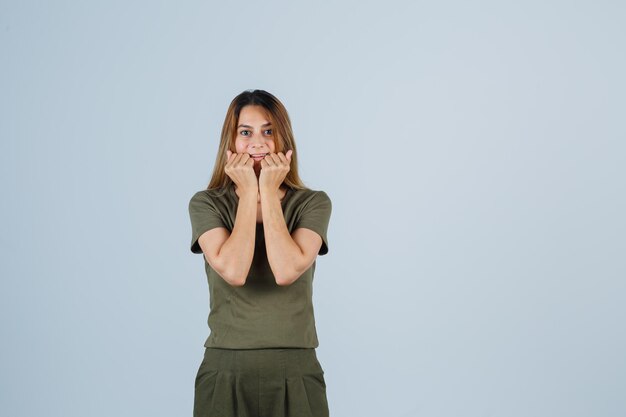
[188,188,229,208]
[290,187,332,209]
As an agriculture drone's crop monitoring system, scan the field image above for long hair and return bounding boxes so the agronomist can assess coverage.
[206,89,307,191]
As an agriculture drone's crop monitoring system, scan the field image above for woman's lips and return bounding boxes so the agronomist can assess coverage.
[251,153,267,160]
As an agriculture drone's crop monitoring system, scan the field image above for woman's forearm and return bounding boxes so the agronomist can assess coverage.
[260,187,305,286]
[218,191,257,286]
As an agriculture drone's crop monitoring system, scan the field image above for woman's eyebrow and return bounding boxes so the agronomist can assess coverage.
[238,122,272,128]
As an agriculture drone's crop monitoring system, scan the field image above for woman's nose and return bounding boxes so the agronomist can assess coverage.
[249,133,265,144]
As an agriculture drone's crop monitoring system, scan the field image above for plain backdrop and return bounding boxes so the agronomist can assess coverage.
[1,1,625,416]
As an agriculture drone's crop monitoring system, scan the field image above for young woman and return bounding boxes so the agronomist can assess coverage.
[188,89,332,417]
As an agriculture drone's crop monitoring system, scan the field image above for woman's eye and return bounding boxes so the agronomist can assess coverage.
[239,129,271,136]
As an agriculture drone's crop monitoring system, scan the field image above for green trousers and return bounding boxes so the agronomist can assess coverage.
[193,347,329,417]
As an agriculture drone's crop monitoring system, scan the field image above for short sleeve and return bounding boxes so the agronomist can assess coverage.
[188,191,228,254]
[294,191,332,256]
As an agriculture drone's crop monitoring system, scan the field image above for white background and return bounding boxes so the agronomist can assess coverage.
[1,1,624,416]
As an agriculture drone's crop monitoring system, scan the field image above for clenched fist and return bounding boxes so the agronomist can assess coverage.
[259,150,293,193]
[225,150,259,196]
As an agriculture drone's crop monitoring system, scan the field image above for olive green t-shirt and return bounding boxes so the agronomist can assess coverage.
[188,183,332,349]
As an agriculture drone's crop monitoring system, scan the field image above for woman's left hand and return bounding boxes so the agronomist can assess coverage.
[259,150,293,193]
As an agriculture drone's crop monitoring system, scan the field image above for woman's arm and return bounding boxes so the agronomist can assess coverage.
[260,187,322,286]
[198,189,258,286]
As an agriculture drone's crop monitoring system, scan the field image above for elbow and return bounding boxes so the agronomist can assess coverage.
[275,266,303,287]
[229,276,247,287]
[212,260,247,287]
[275,277,293,286]
[222,269,247,287]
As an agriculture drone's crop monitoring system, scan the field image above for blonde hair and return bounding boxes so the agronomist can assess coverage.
[205,89,308,192]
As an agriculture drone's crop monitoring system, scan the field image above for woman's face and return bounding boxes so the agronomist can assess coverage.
[233,105,276,174]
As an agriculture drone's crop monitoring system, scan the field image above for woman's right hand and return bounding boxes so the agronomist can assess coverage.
[225,150,258,194]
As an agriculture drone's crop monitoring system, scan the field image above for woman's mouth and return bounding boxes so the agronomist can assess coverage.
[250,153,268,161]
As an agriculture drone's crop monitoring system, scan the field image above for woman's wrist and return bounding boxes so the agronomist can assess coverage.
[260,186,280,200]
